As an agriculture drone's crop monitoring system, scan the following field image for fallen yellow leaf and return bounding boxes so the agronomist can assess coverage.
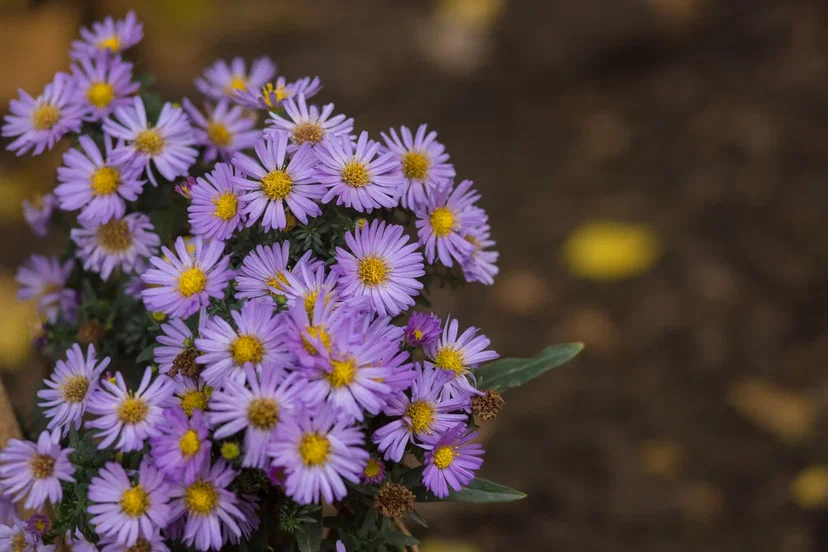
[727,379,815,442]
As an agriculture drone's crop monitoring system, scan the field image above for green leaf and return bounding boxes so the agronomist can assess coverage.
[380,518,420,548]
[296,520,322,552]
[418,477,526,503]
[475,343,583,392]
[135,344,157,364]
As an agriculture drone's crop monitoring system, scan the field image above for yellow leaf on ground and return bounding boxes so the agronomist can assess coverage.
[563,220,662,281]
[727,379,815,442]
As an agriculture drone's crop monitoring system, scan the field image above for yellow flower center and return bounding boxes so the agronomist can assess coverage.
[10,533,27,552]
[327,358,357,388]
[30,454,55,479]
[303,289,319,319]
[185,481,218,516]
[302,324,331,355]
[90,166,120,195]
[221,442,240,460]
[298,433,330,466]
[357,256,388,286]
[265,271,289,293]
[62,375,89,403]
[340,160,370,187]
[180,388,210,416]
[292,122,325,145]
[430,207,455,237]
[135,129,165,155]
[231,335,263,365]
[98,35,121,52]
[226,76,248,94]
[31,104,61,131]
[126,540,152,552]
[97,219,132,252]
[413,329,424,341]
[207,121,232,147]
[260,82,289,108]
[401,151,430,181]
[87,82,115,108]
[118,396,149,424]
[179,429,201,457]
[364,458,382,478]
[433,446,455,470]
[260,170,293,200]
[434,346,466,376]
[406,401,436,434]
[212,192,238,221]
[178,267,207,297]
[247,398,279,430]
[120,485,150,517]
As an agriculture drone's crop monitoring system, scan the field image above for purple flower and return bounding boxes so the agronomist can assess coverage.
[150,407,211,485]
[195,56,276,100]
[277,262,341,320]
[234,241,320,302]
[268,407,369,505]
[55,135,145,224]
[85,367,174,452]
[37,343,110,435]
[208,367,301,469]
[104,96,197,186]
[317,132,404,212]
[71,212,160,281]
[362,457,386,485]
[336,541,347,552]
[0,517,40,552]
[170,376,213,418]
[3,73,85,156]
[404,312,442,347]
[72,53,139,121]
[0,429,74,510]
[0,496,14,526]
[461,222,499,285]
[141,236,234,319]
[88,460,171,547]
[424,316,498,400]
[22,194,55,237]
[99,531,169,552]
[24,513,50,537]
[421,423,484,498]
[373,364,468,462]
[266,94,353,150]
[188,163,244,241]
[223,494,260,546]
[182,98,260,162]
[415,179,487,267]
[232,132,322,230]
[283,290,345,368]
[233,75,322,111]
[71,11,143,60]
[333,220,425,316]
[16,255,77,324]
[66,528,98,552]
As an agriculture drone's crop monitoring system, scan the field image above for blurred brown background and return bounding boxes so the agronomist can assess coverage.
[2,0,828,550]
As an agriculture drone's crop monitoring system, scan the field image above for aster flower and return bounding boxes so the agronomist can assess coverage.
[85,367,174,452]
[234,241,319,302]
[37,343,110,435]
[182,98,260,162]
[223,495,260,546]
[415,179,487,267]
[270,260,341,320]
[317,132,404,212]
[0,429,74,509]
[404,312,442,347]
[150,407,211,485]
[420,423,484,498]
[232,132,322,230]
[168,460,245,551]
[233,75,321,111]
[22,194,55,237]
[99,531,169,552]
[333,220,424,316]
[72,53,139,121]
[373,364,468,462]
[71,11,143,59]
[88,460,171,547]
[461,222,499,285]
[195,299,290,386]
[103,96,197,186]
[187,163,244,241]
[362,457,386,485]
[55,135,145,224]
[266,94,353,150]
[208,367,300,469]
[71,212,160,281]
[425,316,498,400]
[3,73,85,156]
[16,255,77,324]
[381,124,456,208]
[0,517,43,552]
[170,376,213,417]
[24,514,50,538]
[141,236,234,319]
[283,290,345,368]
[195,56,276,100]
[268,407,369,505]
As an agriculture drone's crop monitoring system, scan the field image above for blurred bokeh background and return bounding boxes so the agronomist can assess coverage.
[2,0,828,550]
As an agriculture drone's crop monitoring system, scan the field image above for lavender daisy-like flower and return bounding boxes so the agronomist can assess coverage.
[234,241,319,302]
[85,367,174,452]
[461,222,499,285]
[3,73,85,156]
[415,179,487,267]
[196,56,276,100]
[0,429,74,510]
[25,513,50,538]
[195,299,290,386]
[141,236,234,318]
[362,457,386,485]
[268,407,369,505]
[182,98,260,162]
[209,367,300,469]
[425,316,498,400]
[223,494,260,546]
[188,163,244,241]
[99,531,169,552]
[168,460,245,551]
[88,460,171,547]
[266,94,353,150]
[381,124,456,208]
[283,290,346,367]
[55,135,145,224]
[71,11,143,59]
[276,261,341,320]
[16,255,77,324]
[404,312,442,347]
[333,220,424,317]
[373,364,468,462]
[22,194,55,237]
[0,517,33,552]
[72,53,139,121]
[233,76,321,111]
[420,423,484,498]
[71,212,160,281]
[171,376,213,418]
[150,407,211,485]
[104,96,197,186]
[37,343,109,435]
[232,132,322,230]
[317,132,404,212]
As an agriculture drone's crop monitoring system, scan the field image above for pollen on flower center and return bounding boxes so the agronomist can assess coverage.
[179,429,201,457]
[292,122,325,145]
[413,329,424,341]
[341,160,370,187]
[10,533,27,552]
[97,219,132,252]
[135,129,165,155]
[98,35,121,52]
[364,458,382,478]
[303,289,319,319]
[433,446,455,470]
[120,485,150,517]
[87,82,115,108]
[30,454,55,479]
[406,401,436,434]
[226,76,248,94]
[62,375,90,403]
[178,267,207,297]
[118,396,149,424]
[185,481,218,516]
[31,104,61,131]
[247,397,279,430]
[430,207,455,237]
[401,151,430,181]
[212,192,238,221]
[260,170,293,200]
[298,432,330,466]
[302,324,331,355]
[358,256,388,286]
[231,335,263,365]
[126,539,152,552]
[179,388,209,416]
[265,271,289,293]
[90,166,120,195]
[207,121,232,147]
[327,358,357,388]
[434,346,466,375]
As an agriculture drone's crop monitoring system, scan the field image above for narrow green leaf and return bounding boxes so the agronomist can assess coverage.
[296,520,322,552]
[418,477,526,503]
[475,343,583,392]
[135,344,157,364]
